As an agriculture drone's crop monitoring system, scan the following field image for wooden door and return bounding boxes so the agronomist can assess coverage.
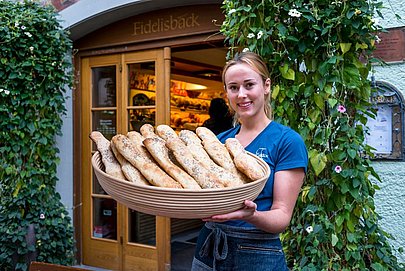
[81,49,171,271]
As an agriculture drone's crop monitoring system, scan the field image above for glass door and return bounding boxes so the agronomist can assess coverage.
[121,50,171,271]
[81,49,171,271]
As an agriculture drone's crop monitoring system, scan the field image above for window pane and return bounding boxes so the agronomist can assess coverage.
[92,110,116,140]
[129,109,155,132]
[128,209,156,246]
[93,198,117,240]
[92,66,116,107]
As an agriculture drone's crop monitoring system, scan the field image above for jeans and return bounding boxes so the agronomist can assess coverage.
[191,222,289,271]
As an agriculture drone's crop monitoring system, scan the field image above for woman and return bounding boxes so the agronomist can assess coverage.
[191,52,308,271]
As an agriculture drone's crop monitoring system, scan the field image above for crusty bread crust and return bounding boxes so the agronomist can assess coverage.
[144,137,201,189]
[156,124,178,141]
[179,130,245,187]
[111,143,150,186]
[225,138,266,181]
[140,123,159,139]
[127,131,154,162]
[112,134,182,188]
[166,137,224,189]
[89,131,126,180]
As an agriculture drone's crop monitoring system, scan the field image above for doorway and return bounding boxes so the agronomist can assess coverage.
[80,46,227,270]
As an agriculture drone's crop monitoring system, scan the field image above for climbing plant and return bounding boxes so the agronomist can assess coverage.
[0,0,74,270]
[221,0,404,270]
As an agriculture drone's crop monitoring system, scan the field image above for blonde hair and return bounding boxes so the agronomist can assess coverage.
[222,52,272,122]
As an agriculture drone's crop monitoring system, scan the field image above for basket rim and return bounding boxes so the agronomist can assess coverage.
[91,150,270,193]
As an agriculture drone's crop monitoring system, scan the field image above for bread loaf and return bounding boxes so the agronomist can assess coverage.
[166,137,224,189]
[127,131,154,162]
[110,143,150,186]
[140,123,159,139]
[89,131,126,180]
[225,138,266,181]
[143,137,201,189]
[156,124,178,141]
[112,134,182,188]
[179,130,245,187]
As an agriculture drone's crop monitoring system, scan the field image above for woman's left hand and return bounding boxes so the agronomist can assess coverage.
[202,200,257,223]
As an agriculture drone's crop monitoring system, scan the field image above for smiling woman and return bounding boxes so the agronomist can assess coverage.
[191,52,308,271]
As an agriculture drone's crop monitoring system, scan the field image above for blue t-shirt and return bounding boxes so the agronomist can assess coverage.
[217,121,308,228]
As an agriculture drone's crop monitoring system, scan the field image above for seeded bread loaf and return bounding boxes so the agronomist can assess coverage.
[112,134,182,188]
[90,131,126,180]
[225,138,266,181]
[143,136,201,189]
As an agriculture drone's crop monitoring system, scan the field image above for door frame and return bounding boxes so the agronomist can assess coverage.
[80,48,172,271]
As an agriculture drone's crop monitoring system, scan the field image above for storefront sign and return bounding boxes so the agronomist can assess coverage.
[76,4,223,50]
[373,27,405,63]
[133,14,200,35]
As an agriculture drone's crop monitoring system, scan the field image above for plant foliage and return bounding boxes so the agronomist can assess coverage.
[221,0,404,270]
[0,0,74,270]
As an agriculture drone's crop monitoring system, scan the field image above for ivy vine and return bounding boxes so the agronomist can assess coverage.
[0,1,75,270]
[221,0,404,270]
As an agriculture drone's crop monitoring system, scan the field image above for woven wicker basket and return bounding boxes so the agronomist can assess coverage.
[91,151,270,219]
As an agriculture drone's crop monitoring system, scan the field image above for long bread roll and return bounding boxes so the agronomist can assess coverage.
[143,137,201,189]
[225,138,266,181]
[140,123,159,139]
[112,134,182,188]
[179,130,245,187]
[127,131,154,162]
[195,127,235,170]
[156,124,178,141]
[90,131,126,180]
[110,143,150,186]
[166,137,224,189]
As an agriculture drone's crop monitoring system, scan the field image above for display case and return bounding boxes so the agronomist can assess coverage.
[128,70,222,132]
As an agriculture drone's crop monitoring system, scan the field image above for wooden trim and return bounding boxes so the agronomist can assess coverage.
[29,261,86,271]
[73,54,82,264]
[163,47,171,124]
[75,32,224,58]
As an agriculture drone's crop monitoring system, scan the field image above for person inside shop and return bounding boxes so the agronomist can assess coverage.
[191,52,308,271]
[202,97,234,135]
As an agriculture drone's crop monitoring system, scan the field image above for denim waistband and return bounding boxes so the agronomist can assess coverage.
[204,222,279,240]
[198,222,279,270]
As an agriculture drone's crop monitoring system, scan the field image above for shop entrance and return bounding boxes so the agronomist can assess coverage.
[80,46,226,270]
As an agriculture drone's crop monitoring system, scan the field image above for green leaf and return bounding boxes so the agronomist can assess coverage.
[328,98,338,108]
[314,94,324,110]
[347,149,357,159]
[279,64,295,81]
[339,43,352,55]
[371,263,385,271]
[309,150,327,176]
[332,233,338,247]
[271,84,280,99]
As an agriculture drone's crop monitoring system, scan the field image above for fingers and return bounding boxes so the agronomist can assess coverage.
[202,200,257,222]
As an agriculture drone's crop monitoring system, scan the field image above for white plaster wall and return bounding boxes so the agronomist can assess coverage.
[371,162,405,262]
[379,0,405,29]
[370,0,405,263]
[56,87,74,219]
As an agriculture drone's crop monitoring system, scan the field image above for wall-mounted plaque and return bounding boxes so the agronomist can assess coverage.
[366,81,404,160]
[373,27,405,63]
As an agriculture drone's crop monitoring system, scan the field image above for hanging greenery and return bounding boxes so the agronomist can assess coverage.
[0,0,75,270]
[221,0,404,270]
